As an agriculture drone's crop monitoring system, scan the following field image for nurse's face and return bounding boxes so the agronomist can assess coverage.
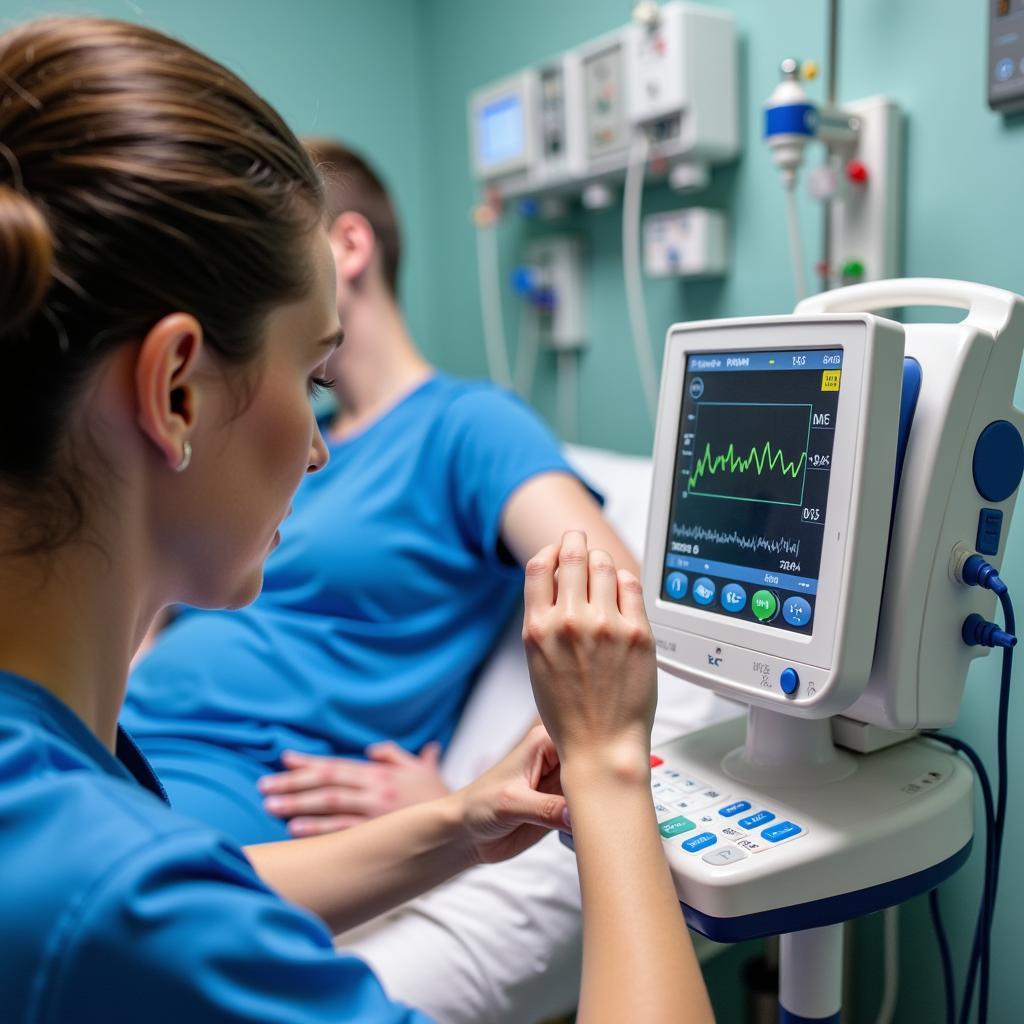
[173,229,340,608]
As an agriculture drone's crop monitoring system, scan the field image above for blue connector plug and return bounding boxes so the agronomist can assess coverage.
[960,554,1008,596]
[963,613,1017,649]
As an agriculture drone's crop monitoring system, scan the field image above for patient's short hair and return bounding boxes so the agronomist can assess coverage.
[303,138,402,296]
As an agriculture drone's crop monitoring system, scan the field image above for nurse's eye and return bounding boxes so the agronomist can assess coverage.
[308,375,335,399]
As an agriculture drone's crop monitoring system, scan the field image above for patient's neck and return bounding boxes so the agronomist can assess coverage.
[328,290,432,443]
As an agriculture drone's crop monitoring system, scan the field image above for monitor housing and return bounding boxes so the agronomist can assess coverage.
[644,314,905,719]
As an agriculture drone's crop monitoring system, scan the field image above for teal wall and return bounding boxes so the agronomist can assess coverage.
[3,1,1021,1020]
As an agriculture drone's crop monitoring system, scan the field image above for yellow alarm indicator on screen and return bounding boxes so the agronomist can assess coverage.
[821,370,841,392]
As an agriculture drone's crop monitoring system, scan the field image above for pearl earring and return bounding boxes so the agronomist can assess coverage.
[175,440,192,473]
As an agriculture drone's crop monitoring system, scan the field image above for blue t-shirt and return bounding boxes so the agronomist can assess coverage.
[123,375,576,763]
[0,674,431,1023]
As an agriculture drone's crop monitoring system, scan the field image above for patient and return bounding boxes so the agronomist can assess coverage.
[122,140,636,844]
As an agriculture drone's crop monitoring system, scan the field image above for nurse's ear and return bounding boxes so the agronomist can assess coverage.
[134,313,205,472]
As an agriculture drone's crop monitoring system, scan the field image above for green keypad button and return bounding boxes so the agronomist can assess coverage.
[751,589,778,622]
[659,815,696,839]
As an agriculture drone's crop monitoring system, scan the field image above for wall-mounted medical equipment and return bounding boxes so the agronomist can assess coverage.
[469,72,537,187]
[517,236,586,352]
[469,2,738,201]
[635,278,1022,1022]
[764,59,903,300]
[643,208,726,279]
[469,2,738,439]
[511,236,586,442]
[989,0,1024,112]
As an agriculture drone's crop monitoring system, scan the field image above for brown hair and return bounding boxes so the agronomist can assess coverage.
[303,138,402,296]
[0,17,324,552]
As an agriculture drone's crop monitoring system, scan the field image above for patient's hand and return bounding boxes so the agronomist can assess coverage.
[259,741,450,837]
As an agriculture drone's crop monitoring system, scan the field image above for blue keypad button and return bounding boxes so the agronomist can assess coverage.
[780,668,799,696]
[665,572,688,600]
[692,577,716,606]
[721,583,747,613]
[782,597,812,628]
[719,800,752,818]
[738,810,775,830]
[761,821,802,843]
[682,831,717,853]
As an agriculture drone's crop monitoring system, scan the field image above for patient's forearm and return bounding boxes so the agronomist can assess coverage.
[245,794,473,933]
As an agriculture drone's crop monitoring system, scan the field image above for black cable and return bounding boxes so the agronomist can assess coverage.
[949,562,1016,1022]
[991,590,1015,899]
[926,733,995,1024]
[929,888,957,1024]
[982,591,1014,1022]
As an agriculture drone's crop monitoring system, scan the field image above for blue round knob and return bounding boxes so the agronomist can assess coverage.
[780,668,799,696]
[973,420,1024,503]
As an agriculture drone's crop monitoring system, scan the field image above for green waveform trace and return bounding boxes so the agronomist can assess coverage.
[688,440,808,495]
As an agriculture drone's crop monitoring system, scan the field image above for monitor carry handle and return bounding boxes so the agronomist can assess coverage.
[796,277,1022,345]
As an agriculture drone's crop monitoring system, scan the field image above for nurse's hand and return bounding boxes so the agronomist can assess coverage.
[453,723,566,865]
[522,530,657,785]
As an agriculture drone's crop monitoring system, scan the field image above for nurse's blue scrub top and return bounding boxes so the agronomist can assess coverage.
[0,674,431,1023]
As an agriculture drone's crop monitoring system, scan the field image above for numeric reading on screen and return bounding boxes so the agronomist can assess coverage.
[661,349,843,634]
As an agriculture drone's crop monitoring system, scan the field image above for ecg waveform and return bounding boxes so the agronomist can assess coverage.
[687,440,807,493]
[672,523,802,558]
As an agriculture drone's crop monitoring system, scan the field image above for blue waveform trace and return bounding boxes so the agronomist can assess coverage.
[672,523,802,558]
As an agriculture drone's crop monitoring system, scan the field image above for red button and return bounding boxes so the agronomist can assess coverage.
[846,160,868,184]
[650,755,664,767]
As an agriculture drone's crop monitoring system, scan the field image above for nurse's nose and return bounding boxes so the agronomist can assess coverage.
[308,421,329,473]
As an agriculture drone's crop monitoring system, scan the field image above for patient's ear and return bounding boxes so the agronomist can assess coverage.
[327,211,375,285]
[134,312,204,470]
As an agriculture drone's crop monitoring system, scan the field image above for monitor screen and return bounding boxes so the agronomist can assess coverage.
[479,94,525,168]
[661,348,844,634]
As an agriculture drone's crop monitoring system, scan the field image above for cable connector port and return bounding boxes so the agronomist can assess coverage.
[951,549,1008,596]
[962,613,1017,649]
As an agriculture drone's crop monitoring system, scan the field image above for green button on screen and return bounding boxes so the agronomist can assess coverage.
[751,590,778,622]
[659,815,696,839]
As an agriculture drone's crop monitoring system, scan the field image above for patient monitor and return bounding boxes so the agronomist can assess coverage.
[642,280,1024,1022]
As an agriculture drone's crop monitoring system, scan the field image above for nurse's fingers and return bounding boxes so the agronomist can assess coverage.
[617,568,648,621]
[588,548,619,613]
[554,530,588,610]
[523,543,558,610]
[288,814,365,837]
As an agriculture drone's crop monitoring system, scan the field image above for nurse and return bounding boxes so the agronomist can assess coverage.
[0,16,712,1024]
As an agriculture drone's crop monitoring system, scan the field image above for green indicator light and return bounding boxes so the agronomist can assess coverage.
[751,590,778,622]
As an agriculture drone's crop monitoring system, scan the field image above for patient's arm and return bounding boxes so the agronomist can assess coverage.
[260,741,450,836]
[500,471,640,576]
[259,473,627,837]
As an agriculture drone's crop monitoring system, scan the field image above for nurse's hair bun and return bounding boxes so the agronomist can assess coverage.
[0,182,52,336]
